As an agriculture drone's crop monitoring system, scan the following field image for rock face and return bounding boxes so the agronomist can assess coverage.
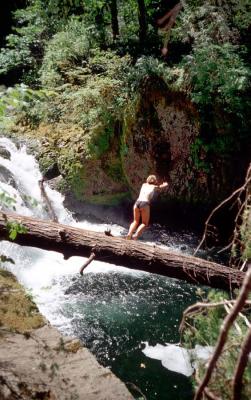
[0,326,133,400]
[0,269,133,400]
[28,82,200,205]
[122,80,199,198]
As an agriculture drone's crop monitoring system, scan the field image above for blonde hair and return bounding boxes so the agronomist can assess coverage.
[146,175,157,184]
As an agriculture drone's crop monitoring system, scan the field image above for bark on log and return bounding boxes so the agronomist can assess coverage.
[0,211,245,290]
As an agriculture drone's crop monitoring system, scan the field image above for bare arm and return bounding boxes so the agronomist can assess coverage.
[155,182,168,191]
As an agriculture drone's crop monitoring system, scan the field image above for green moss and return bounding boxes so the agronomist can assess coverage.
[0,268,45,333]
[38,153,58,175]
[240,203,251,261]
[63,163,86,200]
[87,191,131,206]
[88,119,114,159]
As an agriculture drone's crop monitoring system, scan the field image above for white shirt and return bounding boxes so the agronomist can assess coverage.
[137,183,157,202]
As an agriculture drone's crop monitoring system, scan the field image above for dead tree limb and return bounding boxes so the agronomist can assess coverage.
[232,325,251,400]
[194,266,251,400]
[179,300,251,335]
[157,2,182,29]
[80,252,96,275]
[157,2,183,56]
[194,369,221,400]
[0,211,245,290]
[39,179,58,223]
[194,164,251,266]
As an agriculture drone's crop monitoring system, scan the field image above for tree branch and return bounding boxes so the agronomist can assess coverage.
[194,266,251,400]
[232,325,251,400]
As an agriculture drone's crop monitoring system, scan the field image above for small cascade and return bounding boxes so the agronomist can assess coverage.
[0,137,74,223]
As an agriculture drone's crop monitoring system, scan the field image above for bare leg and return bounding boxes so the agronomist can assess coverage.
[133,206,150,239]
[127,206,140,239]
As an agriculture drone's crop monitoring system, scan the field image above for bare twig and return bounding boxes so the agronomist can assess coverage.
[79,252,96,275]
[224,304,241,335]
[240,260,247,272]
[232,326,251,400]
[179,299,251,335]
[125,382,147,400]
[194,164,251,266]
[194,267,251,400]
[194,369,221,400]
[227,302,251,328]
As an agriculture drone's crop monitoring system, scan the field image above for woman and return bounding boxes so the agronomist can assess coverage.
[126,175,168,240]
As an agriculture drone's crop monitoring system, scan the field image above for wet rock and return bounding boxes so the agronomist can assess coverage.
[64,338,82,353]
[1,326,133,400]
[46,175,63,190]
[43,162,60,180]
[121,80,200,200]
[0,165,17,188]
[0,145,11,160]
[0,269,134,400]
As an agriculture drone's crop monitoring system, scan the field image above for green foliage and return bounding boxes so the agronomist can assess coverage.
[88,117,114,158]
[182,43,250,109]
[40,18,93,87]
[183,289,251,400]
[0,190,16,211]
[6,221,28,241]
[0,84,55,129]
[190,138,210,172]
[37,48,131,159]
[240,202,251,261]
[0,0,166,84]
[233,0,251,30]
[183,290,229,346]
[104,159,125,183]
[0,0,90,82]
[125,56,167,94]
[23,194,39,209]
[0,1,55,82]
[190,134,236,172]
[172,0,251,45]
[57,152,86,199]
[115,0,140,46]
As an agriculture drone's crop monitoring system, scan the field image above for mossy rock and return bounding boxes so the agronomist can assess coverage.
[121,80,200,200]
[0,268,45,334]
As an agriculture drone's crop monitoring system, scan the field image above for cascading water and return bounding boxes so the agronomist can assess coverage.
[0,137,206,400]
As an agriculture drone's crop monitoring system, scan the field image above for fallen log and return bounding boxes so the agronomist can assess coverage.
[0,211,245,290]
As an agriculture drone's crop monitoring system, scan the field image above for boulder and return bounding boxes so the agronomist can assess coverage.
[0,145,11,160]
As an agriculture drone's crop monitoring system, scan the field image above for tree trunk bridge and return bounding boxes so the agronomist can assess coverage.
[0,211,244,290]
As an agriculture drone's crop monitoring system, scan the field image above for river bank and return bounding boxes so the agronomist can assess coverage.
[0,268,133,400]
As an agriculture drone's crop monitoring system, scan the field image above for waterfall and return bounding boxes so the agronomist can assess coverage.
[0,136,201,399]
[0,137,130,328]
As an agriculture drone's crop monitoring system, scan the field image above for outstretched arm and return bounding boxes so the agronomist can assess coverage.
[159,181,168,189]
[156,181,168,191]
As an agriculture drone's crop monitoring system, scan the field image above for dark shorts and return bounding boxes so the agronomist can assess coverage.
[135,200,150,209]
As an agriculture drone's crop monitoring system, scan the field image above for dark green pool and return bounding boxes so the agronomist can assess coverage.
[63,270,202,399]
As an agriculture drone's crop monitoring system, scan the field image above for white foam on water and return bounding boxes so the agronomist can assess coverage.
[142,342,194,377]
[142,342,214,377]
